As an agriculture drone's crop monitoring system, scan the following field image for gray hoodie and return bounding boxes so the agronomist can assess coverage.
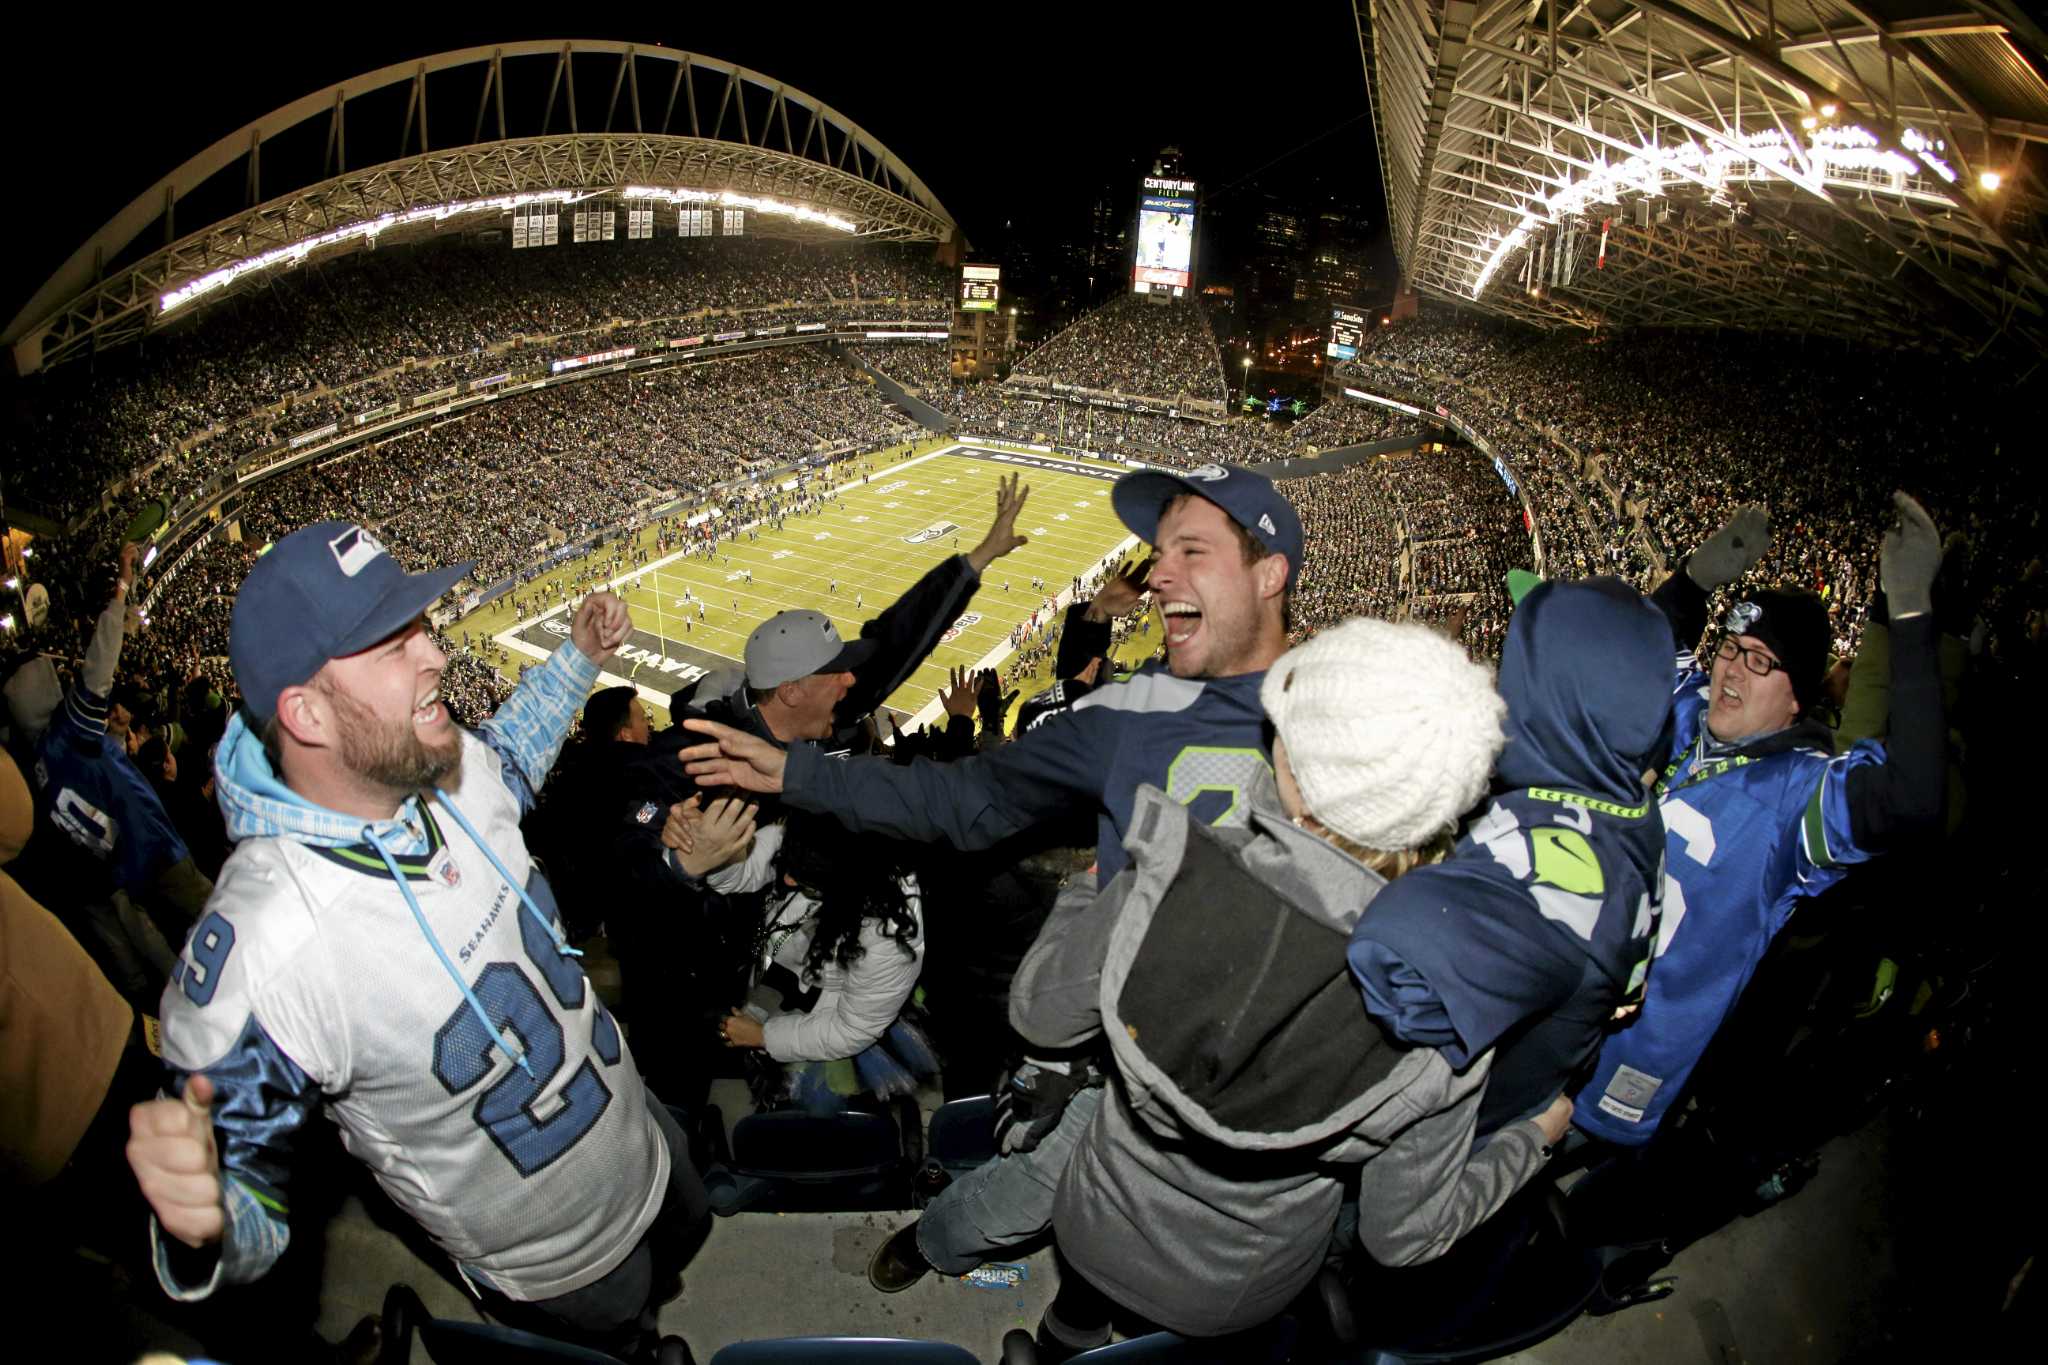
[1011,782,1550,1338]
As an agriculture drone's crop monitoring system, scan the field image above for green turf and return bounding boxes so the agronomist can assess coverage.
[467,442,1148,727]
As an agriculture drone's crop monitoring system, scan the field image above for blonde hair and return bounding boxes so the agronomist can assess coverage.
[1301,817,1455,880]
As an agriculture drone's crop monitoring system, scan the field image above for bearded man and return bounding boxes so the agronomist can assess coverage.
[125,522,705,1363]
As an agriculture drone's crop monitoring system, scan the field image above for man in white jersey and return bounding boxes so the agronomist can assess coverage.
[126,521,705,1362]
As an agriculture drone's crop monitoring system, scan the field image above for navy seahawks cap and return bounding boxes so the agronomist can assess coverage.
[1111,462,1305,585]
[229,521,473,724]
[744,610,878,690]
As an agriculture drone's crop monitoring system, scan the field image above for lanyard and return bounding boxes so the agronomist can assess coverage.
[1655,736,1753,799]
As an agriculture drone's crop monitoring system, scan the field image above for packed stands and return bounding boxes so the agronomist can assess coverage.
[1009,295,1226,404]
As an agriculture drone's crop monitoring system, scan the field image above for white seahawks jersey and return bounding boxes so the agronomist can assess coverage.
[160,731,667,1301]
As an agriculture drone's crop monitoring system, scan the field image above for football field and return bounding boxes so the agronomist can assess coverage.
[492,444,1143,726]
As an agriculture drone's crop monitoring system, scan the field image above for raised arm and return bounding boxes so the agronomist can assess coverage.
[477,592,628,809]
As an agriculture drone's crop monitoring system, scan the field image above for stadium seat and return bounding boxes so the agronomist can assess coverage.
[1313,1184,1618,1363]
[704,1108,911,1215]
[377,1283,693,1364]
[998,1318,1298,1364]
[708,1338,980,1364]
[926,1095,999,1178]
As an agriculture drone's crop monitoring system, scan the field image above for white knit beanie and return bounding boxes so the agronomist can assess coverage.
[1260,618,1507,852]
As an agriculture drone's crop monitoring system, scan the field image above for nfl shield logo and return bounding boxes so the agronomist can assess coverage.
[635,802,660,825]
[431,851,462,888]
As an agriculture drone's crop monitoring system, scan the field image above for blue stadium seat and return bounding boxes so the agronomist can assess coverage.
[708,1337,980,1364]
[999,1320,1297,1364]
[705,1107,911,1214]
[377,1283,693,1364]
[926,1095,999,1178]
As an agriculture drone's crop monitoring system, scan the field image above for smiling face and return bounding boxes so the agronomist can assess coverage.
[306,616,462,793]
[1705,632,1801,743]
[1147,495,1290,680]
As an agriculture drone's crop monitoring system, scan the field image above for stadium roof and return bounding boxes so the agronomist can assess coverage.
[1355,1,2048,354]
[6,41,962,375]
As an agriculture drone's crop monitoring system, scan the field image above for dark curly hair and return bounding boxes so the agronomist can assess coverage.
[776,813,919,980]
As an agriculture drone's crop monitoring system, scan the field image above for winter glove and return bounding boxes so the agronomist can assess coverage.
[1686,506,1772,590]
[991,1056,1103,1155]
[1881,491,1941,620]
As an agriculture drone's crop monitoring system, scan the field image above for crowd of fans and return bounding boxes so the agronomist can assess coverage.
[227,348,916,592]
[1282,462,1408,636]
[4,275,2038,1365]
[1010,295,1226,403]
[1336,310,2040,657]
[850,343,953,394]
[3,235,950,547]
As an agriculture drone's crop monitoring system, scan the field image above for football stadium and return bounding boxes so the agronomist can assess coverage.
[2,8,2043,1363]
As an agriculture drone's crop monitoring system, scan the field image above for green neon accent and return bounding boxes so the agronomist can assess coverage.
[1530,827,1605,895]
[1803,781,1835,867]
[230,1177,288,1217]
[313,801,446,880]
[1164,745,1271,827]
[1525,786,1649,819]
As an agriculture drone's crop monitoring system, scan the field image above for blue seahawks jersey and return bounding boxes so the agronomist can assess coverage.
[1575,668,1883,1144]
[784,666,1272,879]
[30,683,190,896]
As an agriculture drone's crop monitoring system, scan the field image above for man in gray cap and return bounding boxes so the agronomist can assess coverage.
[603,473,1033,1110]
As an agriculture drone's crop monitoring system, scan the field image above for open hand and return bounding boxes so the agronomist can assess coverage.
[679,718,788,794]
[1880,491,1941,619]
[1687,506,1772,591]
[1085,555,1155,622]
[966,472,1031,574]
[939,666,978,719]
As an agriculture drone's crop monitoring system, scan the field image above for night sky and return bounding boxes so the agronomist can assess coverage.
[7,7,1383,325]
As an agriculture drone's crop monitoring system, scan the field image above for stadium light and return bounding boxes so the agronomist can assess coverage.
[1980,170,2004,192]
[0,615,12,632]
[2,577,15,590]
[622,186,857,233]
[1820,103,1838,119]
[161,189,590,314]
[1471,122,1962,298]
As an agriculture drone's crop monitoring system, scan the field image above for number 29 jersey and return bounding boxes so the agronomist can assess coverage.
[159,730,667,1303]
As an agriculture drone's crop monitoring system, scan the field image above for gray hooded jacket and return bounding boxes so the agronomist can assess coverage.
[1011,783,1550,1338]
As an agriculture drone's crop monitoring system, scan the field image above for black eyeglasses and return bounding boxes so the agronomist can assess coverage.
[1714,635,1787,678]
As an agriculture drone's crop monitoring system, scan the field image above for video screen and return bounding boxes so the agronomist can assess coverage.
[1327,306,1365,361]
[1134,194,1196,290]
[961,264,1000,313]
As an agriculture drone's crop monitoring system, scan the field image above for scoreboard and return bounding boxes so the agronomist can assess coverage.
[961,264,1001,312]
[1327,306,1365,361]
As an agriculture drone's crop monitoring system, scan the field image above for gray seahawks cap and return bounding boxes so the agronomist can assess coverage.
[743,610,877,689]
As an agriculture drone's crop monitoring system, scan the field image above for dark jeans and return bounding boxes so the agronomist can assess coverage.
[490,1091,711,1360]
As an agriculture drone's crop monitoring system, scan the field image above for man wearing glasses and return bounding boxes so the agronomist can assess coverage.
[1575,494,1946,1145]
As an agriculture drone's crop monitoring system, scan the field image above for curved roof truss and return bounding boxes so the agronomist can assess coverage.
[1357,1,2048,352]
[8,42,960,373]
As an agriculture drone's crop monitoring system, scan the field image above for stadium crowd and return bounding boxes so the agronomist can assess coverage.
[3,236,949,538]
[1011,295,1226,403]
[3,224,2036,1365]
[1336,312,2038,657]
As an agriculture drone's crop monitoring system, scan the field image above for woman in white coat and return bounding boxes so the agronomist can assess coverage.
[711,813,937,1108]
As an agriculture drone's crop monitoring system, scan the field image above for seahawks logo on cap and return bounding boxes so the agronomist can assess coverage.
[1186,464,1231,482]
[1724,600,1763,634]
[328,526,388,578]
